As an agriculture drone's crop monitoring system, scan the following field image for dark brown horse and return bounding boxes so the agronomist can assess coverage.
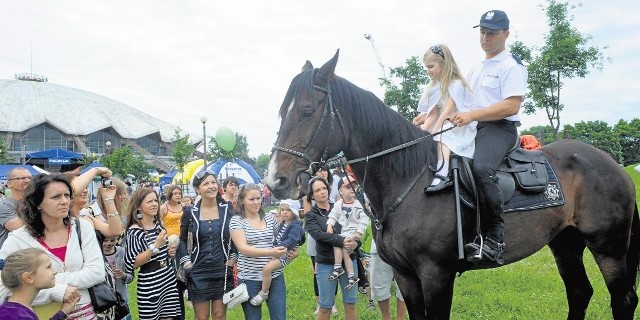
[265,51,639,319]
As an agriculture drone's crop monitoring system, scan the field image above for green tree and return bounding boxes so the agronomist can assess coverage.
[100,145,153,180]
[254,153,271,178]
[0,139,14,164]
[563,120,622,163]
[171,128,196,175]
[210,133,252,164]
[380,56,429,121]
[613,118,640,166]
[510,0,609,140]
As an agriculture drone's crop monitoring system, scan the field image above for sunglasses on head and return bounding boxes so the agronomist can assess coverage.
[195,169,216,180]
[239,183,262,194]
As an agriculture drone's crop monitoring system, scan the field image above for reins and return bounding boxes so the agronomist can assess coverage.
[272,80,455,230]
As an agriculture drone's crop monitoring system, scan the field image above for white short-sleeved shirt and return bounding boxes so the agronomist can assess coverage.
[417,81,442,114]
[466,50,528,122]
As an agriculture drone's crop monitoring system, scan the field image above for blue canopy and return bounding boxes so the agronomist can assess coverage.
[80,161,104,174]
[26,148,83,163]
[0,165,48,180]
[209,158,261,185]
[159,169,178,186]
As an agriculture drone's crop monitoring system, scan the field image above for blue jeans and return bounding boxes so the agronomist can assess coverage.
[240,275,286,320]
[316,259,358,309]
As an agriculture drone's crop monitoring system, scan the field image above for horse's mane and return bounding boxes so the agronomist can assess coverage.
[279,69,435,178]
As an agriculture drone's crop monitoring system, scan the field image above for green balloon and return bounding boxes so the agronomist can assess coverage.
[215,127,236,152]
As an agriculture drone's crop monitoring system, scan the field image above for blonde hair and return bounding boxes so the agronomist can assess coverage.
[422,44,471,106]
[0,248,48,290]
[278,203,299,221]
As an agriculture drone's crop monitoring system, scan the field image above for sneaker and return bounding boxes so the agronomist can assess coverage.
[358,286,367,295]
[345,275,359,290]
[424,174,453,193]
[313,304,320,315]
[328,267,345,280]
[249,291,269,306]
[367,300,376,311]
[331,305,338,316]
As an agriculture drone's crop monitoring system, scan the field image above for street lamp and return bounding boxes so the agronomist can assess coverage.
[200,116,208,163]
[105,141,112,155]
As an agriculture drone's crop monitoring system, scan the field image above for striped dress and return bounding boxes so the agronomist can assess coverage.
[125,225,180,320]
[229,214,283,281]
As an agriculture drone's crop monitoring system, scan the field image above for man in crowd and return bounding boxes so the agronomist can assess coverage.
[0,167,32,248]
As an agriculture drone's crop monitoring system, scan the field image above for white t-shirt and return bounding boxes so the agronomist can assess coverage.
[466,50,528,122]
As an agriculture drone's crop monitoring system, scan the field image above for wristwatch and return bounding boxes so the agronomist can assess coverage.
[148,244,160,255]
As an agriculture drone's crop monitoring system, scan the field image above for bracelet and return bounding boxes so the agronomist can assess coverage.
[107,212,119,218]
[103,198,115,202]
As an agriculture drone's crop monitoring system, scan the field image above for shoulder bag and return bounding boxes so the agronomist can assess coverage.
[75,218,118,313]
[222,235,248,309]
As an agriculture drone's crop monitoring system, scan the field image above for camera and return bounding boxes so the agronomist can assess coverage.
[101,177,112,188]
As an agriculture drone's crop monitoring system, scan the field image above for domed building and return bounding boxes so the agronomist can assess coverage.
[0,73,202,172]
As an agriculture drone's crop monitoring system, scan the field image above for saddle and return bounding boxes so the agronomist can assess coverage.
[452,148,564,213]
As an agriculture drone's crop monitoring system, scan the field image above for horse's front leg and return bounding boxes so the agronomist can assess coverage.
[395,263,457,320]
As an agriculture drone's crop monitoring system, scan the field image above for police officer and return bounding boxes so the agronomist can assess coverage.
[450,10,527,263]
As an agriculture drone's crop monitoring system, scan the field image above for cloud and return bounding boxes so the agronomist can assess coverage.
[1,0,637,158]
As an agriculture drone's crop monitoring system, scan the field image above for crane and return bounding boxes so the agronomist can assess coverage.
[363,33,386,80]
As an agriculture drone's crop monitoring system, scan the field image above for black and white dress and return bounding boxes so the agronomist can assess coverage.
[125,224,180,320]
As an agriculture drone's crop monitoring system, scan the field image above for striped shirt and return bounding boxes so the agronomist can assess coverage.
[125,225,180,320]
[229,214,283,281]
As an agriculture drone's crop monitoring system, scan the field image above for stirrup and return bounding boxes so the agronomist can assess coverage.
[464,236,483,262]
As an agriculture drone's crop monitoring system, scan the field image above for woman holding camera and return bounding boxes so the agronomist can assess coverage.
[65,167,123,238]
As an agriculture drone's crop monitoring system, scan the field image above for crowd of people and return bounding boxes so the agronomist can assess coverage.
[0,8,525,319]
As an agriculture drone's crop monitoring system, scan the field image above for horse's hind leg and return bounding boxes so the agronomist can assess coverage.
[549,227,593,319]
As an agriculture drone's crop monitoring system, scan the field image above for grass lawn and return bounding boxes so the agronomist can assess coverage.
[126,165,640,318]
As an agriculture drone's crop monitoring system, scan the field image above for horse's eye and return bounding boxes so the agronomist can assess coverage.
[301,108,314,119]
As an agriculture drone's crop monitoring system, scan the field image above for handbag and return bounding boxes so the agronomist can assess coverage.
[222,236,248,309]
[113,292,130,320]
[75,218,118,312]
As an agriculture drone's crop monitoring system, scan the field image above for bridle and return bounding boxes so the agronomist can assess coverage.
[271,82,348,177]
[272,79,456,230]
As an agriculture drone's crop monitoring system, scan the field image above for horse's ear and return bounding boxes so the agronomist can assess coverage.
[316,49,339,85]
[302,61,313,72]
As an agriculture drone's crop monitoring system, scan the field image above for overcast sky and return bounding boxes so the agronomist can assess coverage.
[2,1,638,157]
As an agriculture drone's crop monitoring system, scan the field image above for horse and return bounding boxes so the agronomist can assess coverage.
[265,50,639,319]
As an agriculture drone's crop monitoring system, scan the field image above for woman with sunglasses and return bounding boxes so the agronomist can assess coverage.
[177,169,237,320]
[304,177,359,320]
[229,183,292,320]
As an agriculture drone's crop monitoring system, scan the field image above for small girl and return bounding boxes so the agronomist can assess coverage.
[326,176,369,289]
[102,236,133,320]
[249,199,305,306]
[0,248,80,320]
[413,44,476,191]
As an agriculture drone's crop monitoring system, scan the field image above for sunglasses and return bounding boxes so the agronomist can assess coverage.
[194,169,216,180]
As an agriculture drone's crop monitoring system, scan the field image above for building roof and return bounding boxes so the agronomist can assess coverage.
[0,79,200,143]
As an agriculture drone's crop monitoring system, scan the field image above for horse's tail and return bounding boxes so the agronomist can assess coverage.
[627,203,640,289]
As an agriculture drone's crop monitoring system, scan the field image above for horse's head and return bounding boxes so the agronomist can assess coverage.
[265,50,347,199]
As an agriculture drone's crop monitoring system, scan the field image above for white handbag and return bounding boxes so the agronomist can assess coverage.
[222,239,248,309]
[223,282,249,309]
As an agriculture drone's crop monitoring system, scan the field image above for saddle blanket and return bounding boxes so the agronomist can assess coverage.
[460,159,565,213]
